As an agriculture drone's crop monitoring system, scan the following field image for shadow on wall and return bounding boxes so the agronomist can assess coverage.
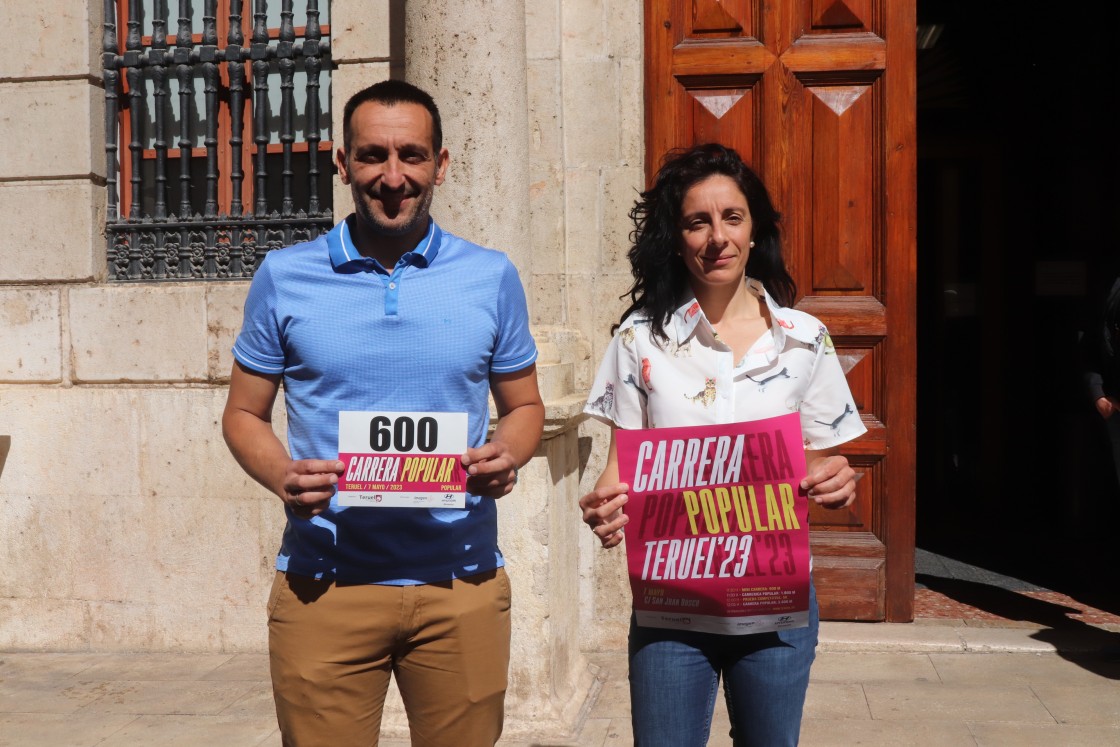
[0,435,9,479]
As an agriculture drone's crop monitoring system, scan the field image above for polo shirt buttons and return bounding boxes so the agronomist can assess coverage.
[389,282,397,290]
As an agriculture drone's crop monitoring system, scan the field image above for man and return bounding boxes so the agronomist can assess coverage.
[222,79,544,747]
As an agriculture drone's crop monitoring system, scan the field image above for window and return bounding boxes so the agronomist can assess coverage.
[103,0,333,280]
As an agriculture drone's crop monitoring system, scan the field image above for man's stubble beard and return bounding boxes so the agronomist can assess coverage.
[352,183,435,238]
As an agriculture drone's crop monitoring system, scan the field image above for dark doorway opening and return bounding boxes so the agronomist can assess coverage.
[916,1,1120,607]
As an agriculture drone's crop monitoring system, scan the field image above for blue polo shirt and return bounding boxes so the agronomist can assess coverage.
[233,216,538,583]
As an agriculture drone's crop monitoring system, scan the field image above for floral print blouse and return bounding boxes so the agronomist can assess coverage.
[584,279,866,451]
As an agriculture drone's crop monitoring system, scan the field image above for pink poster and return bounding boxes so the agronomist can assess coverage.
[615,412,811,634]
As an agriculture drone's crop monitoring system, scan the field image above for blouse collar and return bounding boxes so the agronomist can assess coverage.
[670,278,823,366]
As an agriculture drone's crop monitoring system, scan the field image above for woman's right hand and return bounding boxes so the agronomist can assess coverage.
[580,483,630,549]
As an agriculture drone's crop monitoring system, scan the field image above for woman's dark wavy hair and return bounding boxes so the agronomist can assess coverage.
[616,143,796,342]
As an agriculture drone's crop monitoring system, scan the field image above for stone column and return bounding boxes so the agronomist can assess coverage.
[404,0,532,284]
[400,4,597,740]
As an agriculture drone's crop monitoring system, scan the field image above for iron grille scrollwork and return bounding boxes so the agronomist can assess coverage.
[103,0,333,281]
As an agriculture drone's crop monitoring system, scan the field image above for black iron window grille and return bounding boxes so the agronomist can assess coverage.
[103,0,333,281]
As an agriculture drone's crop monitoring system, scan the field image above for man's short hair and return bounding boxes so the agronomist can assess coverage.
[342,79,443,153]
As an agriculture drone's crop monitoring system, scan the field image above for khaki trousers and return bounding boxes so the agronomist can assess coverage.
[267,568,511,747]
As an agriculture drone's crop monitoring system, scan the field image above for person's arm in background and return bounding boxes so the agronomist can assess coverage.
[461,364,545,497]
[1078,274,1120,419]
[222,361,344,519]
[1080,302,1112,419]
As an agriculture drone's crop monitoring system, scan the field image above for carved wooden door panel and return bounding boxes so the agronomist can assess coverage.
[645,0,917,620]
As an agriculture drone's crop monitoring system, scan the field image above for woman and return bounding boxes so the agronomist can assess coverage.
[580,143,865,747]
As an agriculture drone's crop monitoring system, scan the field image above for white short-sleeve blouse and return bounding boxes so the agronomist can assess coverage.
[584,279,867,450]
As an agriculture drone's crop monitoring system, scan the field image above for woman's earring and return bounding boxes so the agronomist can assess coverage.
[749,241,756,248]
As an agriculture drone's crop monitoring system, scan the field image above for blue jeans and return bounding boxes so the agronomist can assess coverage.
[628,584,818,747]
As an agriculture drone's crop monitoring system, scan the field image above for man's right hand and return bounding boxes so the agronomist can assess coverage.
[281,459,345,519]
[224,363,345,520]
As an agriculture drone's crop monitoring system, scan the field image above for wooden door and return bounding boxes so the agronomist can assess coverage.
[645,0,917,621]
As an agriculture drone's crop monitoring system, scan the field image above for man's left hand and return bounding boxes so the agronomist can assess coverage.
[462,441,519,498]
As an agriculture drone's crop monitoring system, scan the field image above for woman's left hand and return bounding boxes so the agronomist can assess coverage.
[802,453,857,509]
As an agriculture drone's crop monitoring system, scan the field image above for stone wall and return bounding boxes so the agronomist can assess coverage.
[527,0,643,656]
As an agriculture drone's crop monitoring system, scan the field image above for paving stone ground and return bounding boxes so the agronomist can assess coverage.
[5,550,1120,746]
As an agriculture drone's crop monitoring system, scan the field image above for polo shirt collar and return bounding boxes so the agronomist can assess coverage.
[327,215,443,273]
